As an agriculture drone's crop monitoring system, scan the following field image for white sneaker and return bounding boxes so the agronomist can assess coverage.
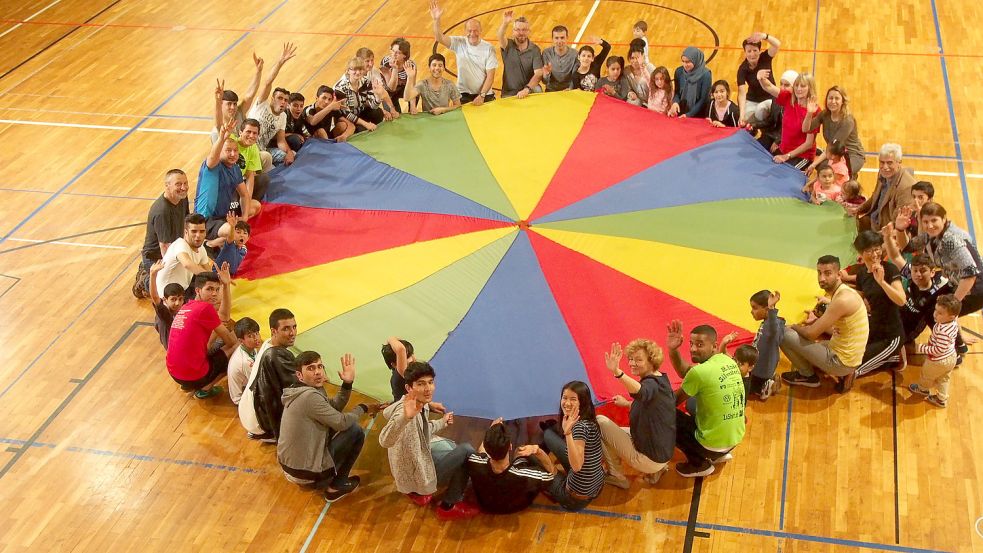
[712,453,734,465]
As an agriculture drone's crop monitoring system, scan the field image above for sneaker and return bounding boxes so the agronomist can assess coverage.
[835,372,856,394]
[604,474,630,490]
[194,385,223,399]
[956,354,964,367]
[643,466,669,485]
[908,383,930,397]
[926,395,948,408]
[247,431,277,443]
[712,452,734,465]
[407,492,433,506]
[675,462,714,478]
[758,378,776,400]
[781,371,820,388]
[132,267,149,299]
[324,476,360,502]
[435,501,480,521]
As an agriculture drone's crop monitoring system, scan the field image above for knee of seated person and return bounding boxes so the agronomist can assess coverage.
[249,200,262,216]
[456,442,476,456]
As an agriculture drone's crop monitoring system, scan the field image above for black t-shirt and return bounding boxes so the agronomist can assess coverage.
[629,374,677,463]
[303,103,342,134]
[900,263,946,338]
[142,195,190,259]
[389,368,406,401]
[737,50,775,103]
[467,454,553,514]
[856,262,905,341]
[284,111,308,136]
[154,302,175,349]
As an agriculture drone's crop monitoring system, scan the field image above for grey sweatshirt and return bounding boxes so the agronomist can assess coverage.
[277,382,364,482]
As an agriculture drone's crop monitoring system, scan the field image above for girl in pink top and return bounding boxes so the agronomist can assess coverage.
[647,66,672,114]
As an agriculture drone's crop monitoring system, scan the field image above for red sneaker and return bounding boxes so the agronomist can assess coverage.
[407,493,432,506]
[435,501,480,521]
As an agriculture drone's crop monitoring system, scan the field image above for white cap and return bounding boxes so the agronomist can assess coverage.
[780,70,799,85]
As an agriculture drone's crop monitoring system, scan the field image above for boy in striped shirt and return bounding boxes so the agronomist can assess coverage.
[909,294,961,407]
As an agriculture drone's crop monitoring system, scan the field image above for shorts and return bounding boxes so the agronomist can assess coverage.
[171,348,228,390]
[205,217,226,240]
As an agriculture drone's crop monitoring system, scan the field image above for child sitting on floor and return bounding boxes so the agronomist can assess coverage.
[228,317,263,405]
[733,345,758,397]
[805,163,842,204]
[149,260,185,350]
[215,220,250,276]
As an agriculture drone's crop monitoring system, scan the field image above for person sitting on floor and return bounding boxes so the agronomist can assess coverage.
[379,361,479,521]
[666,321,746,477]
[239,308,298,442]
[541,381,605,511]
[381,337,414,401]
[596,340,675,489]
[278,350,383,501]
[227,317,262,405]
[466,419,555,514]
[148,260,185,350]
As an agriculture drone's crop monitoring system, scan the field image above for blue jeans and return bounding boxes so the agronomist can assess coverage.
[269,147,287,166]
[431,439,474,504]
[543,427,593,511]
[327,423,365,483]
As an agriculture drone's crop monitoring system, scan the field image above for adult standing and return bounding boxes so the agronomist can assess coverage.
[803,86,866,177]
[133,169,190,298]
[497,11,543,98]
[736,31,781,126]
[541,25,580,92]
[758,70,820,170]
[780,255,870,392]
[596,341,676,489]
[856,143,915,230]
[668,46,711,118]
[430,0,497,105]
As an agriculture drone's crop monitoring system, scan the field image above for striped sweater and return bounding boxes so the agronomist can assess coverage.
[916,320,960,361]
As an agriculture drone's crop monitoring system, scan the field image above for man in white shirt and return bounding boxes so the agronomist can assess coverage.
[430,0,497,105]
[247,42,297,167]
[155,213,212,295]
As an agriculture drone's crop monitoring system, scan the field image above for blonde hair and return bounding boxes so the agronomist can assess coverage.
[346,57,363,71]
[824,85,851,118]
[625,339,664,372]
[793,72,818,105]
[354,47,374,61]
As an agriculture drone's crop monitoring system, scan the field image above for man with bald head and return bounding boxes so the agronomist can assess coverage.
[134,169,190,298]
[430,0,497,105]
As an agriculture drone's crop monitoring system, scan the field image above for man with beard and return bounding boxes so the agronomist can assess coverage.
[155,213,213,295]
[780,255,871,392]
[667,322,746,478]
[239,309,299,441]
[133,168,190,298]
[496,11,543,98]
[856,143,915,231]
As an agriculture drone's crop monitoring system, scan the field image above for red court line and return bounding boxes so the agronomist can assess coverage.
[3,17,983,59]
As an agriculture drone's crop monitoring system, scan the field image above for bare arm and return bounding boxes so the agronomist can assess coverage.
[177,252,212,274]
[954,276,976,300]
[387,336,409,376]
[757,69,780,97]
[566,434,586,472]
[429,0,451,48]
[497,10,512,50]
[238,54,264,118]
[216,262,233,321]
[254,43,296,107]
[737,84,748,121]
[793,293,857,341]
[149,260,164,305]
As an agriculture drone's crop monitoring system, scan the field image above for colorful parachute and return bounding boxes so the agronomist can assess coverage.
[231,91,855,420]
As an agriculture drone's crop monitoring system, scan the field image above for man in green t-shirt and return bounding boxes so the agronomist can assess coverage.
[667,320,746,477]
[233,119,270,202]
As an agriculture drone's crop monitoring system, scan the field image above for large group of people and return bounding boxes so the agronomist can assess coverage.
[129,5,982,519]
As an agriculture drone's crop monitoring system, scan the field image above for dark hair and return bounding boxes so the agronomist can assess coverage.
[691,324,718,343]
[919,202,947,219]
[633,20,647,32]
[185,213,206,226]
[827,139,847,158]
[165,168,186,180]
[316,84,334,97]
[578,44,596,56]
[428,53,446,66]
[936,294,962,316]
[912,181,935,199]
[242,118,261,131]
[391,37,411,58]
[750,289,771,307]
[817,255,841,268]
[816,161,834,174]
[272,87,290,98]
[234,317,260,339]
[734,344,758,367]
[234,220,251,234]
[295,350,321,368]
[711,79,731,95]
[221,90,239,103]
[559,381,596,423]
[628,38,646,57]
[483,422,511,461]
[404,361,436,385]
[192,272,220,291]
[551,25,568,36]
[910,254,933,268]
[162,283,185,298]
[269,308,295,330]
[853,229,884,252]
[381,339,414,369]
[606,56,624,70]
[741,38,762,49]
[288,92,305,104]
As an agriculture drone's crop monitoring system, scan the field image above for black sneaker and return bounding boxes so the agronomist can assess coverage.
[926,394,947,408]
[324,475,360,502]
[675,462,714,478]
[835,372,856,394]
[247,431,277,444]
[781,371,820,388]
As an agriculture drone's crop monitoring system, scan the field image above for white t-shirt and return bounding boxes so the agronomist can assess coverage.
[247,101,286,152]
[227,346,255,405]
[156,237,209,293]
[238,339,272,435]
[449,36,498,95]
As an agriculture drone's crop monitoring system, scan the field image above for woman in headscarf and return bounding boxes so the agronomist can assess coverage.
[668,46,711,118]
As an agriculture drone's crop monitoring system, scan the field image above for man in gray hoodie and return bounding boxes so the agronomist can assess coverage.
[278,350,383,502]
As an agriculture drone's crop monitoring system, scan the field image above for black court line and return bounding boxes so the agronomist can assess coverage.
[0,273,20,299]
[961,326,983,340]
[0,320,152,480]
[891,370,901,544]
[682,476,706,552]
[0,222,141,255]
[0,0,124,83]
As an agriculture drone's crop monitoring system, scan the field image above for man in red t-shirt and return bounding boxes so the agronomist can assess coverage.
[166,271,238,398]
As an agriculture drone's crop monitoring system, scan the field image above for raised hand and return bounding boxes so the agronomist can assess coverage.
[217,261,232,285]
[503,9,514,24]
[338,353,356,383]
[489,417,504,427]
[666,319,684,350]
[720,331,739,348]
[588,35,603,45]
[561,410,579,435]
[405,60,417,78]
[215,78,225,102]
[807,100,819,113]
[612,395,631,408]
[895,205,913,230]
[604,342,623,374]
[220,116,237,137]
[403,389,422,418]
[150,260,165,274]
[278,42,297,65]
[768,290,781,309]
[756,69,771,82]
[252,52,264,70]
[429,0,442,21]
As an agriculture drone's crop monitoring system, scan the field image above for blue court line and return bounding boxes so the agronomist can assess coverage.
[811,0,820,72]
[930,0,975,240]
[0,187,155,201]
[295,0,392,91]
[299,415,378,553]
[0,0,291,244]
[530,503,642,521]
[778,389,794,529]
[0,437,264,474]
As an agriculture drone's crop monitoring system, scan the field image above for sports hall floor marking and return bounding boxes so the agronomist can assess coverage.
[4,237,126,250]
[0,221,142,255]
[0,0,64,40]
[0,273,20,299]
[0,118,210,135]
[571,0,600,45]
[0,0,292,244]
[0,187,156,201]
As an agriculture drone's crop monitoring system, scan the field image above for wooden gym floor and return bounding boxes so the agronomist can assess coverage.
[0,0,982,551]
